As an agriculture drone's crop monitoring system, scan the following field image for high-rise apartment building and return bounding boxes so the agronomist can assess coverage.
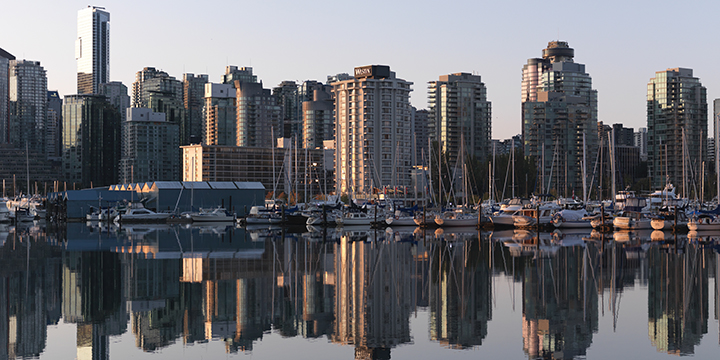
[9,60,47,156]
[302,87,333,150]
[647,68,707,191]
[76,6,109,94]
[222,66,257,85]
[412,108,430,166]
[235,81,281,148]
[634,127,648,162]
[47,91,62,159]
[332,65,413,197]
[428,73,491,164]
[131,67,185,141]
[120,108,179,183]
[99,81,129,122]
[203,83,236,146]
[0,48,14,144]
[273,81,301,139]
[182,73,208,144]
[521,41,598,197]
[62,94,120,188]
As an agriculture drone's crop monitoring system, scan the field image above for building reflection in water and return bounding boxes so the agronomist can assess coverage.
[3,222,720,358]
[498,230,598,359]
[428,229,491,349]
[332,228,414,360]
[646,237,710,355]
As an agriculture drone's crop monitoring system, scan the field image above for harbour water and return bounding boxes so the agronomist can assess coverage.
[1,222,719,359]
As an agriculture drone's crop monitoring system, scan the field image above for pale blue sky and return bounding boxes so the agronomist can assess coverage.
[3,0,718,139]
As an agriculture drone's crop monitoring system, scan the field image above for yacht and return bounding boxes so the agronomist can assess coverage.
[114,203,171,223]
[189,207,235,222]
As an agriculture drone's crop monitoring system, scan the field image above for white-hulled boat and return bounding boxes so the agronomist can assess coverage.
[434,211,478,227]
[613,211,651,230]
[386,210,417,226]
[551,209,592,228]
[489,198,529,227]
[649,210,687,230]
[114,203,171,223]
[190,207,235,222]
[687,214,720,231]
[340,212,374,226]
[512,204,559,228]
[244,206,282,224]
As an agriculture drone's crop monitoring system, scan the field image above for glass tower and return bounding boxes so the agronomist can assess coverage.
[647,68,707,193]
[76,6,109,95]
[521,41,598,198]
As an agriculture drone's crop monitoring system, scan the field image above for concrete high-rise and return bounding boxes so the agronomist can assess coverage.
[332,65,413,197]
[0,47,14,144]
[120,108,179,183]
[182,73,208,144]
[203,83,236,146]
[131,67,185,141]
[647,68,707,192]
[302,86,333,150]
[76,6,109,94]
[62,94,120,188]
[634,127,648,161]
[428,73,491,164]
[235,80,281,148]
[521,41,598,198]
[9,60,47,156]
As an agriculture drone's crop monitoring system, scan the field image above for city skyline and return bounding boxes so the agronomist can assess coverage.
[3,0,719,140]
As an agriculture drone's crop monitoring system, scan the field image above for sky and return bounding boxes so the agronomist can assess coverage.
[3,0,719,140]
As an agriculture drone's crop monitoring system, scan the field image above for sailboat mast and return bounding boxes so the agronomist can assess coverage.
[582,132,587,204]
[511,137,515,198]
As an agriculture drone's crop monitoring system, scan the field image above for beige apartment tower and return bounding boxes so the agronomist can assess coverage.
[332,65,413,197]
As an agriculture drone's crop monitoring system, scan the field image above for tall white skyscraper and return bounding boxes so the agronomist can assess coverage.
[76,6,109,94]
[332,65,413,197]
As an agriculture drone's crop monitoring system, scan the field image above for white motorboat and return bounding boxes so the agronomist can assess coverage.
[386,210,417,226]
[339,212,374,226]
[244,206,282,224]
[551,209,592,228]
[114,203,171,223]
[434,211,478,227]
[189,207,235,222]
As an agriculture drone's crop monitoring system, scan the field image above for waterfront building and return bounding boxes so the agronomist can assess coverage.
[647,68,707,192]
[203,83,236,146]
[8,60,47,156]
[332,65,413,197]
[635,127,648,161]
[235,81,282,148]
[302,87,333,150]
[0,47,14,144]
[428,72,491,164]
[181,143,333,199]
[62,94,121,188]
[182,73,208,144]
[46,91,62,159]
[521,41,598,197]
[76,6,109,94]
[119,108,180,183]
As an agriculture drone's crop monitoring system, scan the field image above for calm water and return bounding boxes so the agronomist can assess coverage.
[1,222,719,359]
